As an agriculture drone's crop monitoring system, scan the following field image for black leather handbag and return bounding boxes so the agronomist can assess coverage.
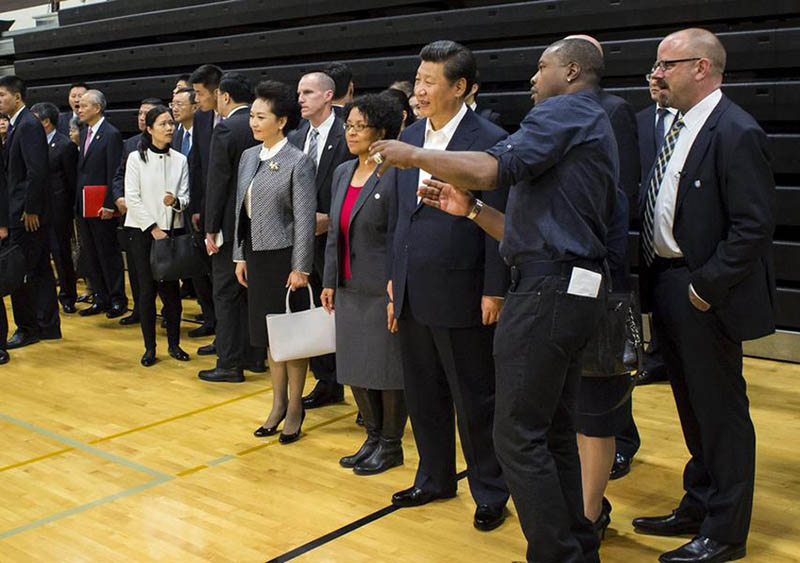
[149,212,209,282]
[0,241,26,297]
[581,290,643,378]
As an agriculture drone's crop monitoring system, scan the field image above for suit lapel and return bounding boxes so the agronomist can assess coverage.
[675,96,729,214]
[400,121,426,215]
[81,119,105,166]
[316,117,344,185]
[288,121,309,151]
[348,169,380,231]
[330,159,356,240]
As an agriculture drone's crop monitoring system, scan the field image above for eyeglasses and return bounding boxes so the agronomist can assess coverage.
[649,57,701,74]
[168,102,190,109]
[344,123,376,133]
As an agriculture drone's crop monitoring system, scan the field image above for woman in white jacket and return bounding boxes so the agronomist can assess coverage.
[124,105,190,367]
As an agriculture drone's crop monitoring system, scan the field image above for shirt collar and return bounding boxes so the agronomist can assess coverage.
[425,103,468,142]
[309,110,336,141]
[89,116,104,132]
[469,102,477,111]
[259,137,288,161]
[657,104,678,116]
[679,89,722,134]
[9,105,25,126]
[46,129,56,144]
[226,105,248,119]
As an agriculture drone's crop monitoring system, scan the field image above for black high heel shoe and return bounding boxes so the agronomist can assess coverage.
[254,410,287,437]
[593,497,612,540]
[168,346,190,361]
[279,409,306,444]
[141,349,157,367]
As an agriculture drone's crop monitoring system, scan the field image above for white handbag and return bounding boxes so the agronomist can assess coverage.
[266,286,336,362]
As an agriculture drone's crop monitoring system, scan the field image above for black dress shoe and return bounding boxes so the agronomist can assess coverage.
[637,368,669,386]
[76,293,93,304]
[106,304,127,319]
[0,350,9,365]
[119,313,140,326]
[302,382,345,409]
[6,332,40,350]
[188,324,214,338]
[659,536,746,563]
[391,486,457,507]
[61,303,77,314]
[355,412,364,426]
[593,497,612,540]
[198,367,244,383]
[79,303,105,317]
[474,504,507,532]
[141,349,157,367]
[633,509,703,537]
[244,361,267,373]
[278,410,306,444]
[197,343,217,356]
[254,411,286,437]
[168,346,190,361]
[610,452,632,480]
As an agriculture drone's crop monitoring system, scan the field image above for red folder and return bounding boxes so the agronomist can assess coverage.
[82,185,120,218]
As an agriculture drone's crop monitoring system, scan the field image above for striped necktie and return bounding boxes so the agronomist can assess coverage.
[307,128,319,169]
[641,117,685,266]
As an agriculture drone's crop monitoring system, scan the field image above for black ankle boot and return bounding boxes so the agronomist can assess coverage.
[353,438,403,475]
[339,435,379,468]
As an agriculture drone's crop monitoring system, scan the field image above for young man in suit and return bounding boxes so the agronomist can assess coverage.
[383,41,510,532]
[110,98,161,326]
[31,102,79,315]
[632,29,775,563]
[0,76,61,349]
[57,82,87,138]
[287,71,351,409]
[323,62,354,118]
[198,72,262,383]
[465,74,502,126]
[189,64,223,353]
[75,89,126,319]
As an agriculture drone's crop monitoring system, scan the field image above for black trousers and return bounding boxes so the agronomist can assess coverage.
[118,225,140,314]
[493,273,602,563]
[193,272,215,327]
[77,217,127,309]
[0,296,7,349]
[308,267,337,385]
[46,199,77,306]
[651,265,754,544]
[397,304,508,508]
[126,228,181,350]
[9,227,60,338]
[211,243,262,369]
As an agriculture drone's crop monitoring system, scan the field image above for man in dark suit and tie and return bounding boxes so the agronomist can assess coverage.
[0,76,61,349]
[631,29,775,563]
[189,64,224,354]
[75,89,126,318]
[110,98,161,326]
[383,41,510,532]
[57,82,88,138]
[31,102,79,314]
[198,72,262,383]
[288,71,351,409]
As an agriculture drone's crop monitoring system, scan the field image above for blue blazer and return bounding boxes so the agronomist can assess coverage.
[638,94,775,342]
[76,118,123,213]
[389,108,510,328]
[636,104,658,184]
[4,107,49,226]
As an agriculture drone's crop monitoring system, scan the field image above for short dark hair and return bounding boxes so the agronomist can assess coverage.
[69,82,89,91]
[218,72,254,104]
[0,75,26,101]
[176,74,190,84]
[380,88,416,130]
[344,93,404,141]
[253,80,301,134]
[548,38,605,83]
[174,86,196,104]
[140,97,162,107]
[30,102,59,126]
[419,40,476,95]
[322,62,353,99]
[189,64,223,90]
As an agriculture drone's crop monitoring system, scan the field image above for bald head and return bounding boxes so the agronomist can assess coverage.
[302,71,335,94]
[564,34,603,57]
[663,28,726,75]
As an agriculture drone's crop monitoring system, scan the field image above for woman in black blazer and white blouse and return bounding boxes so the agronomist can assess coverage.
[321,94,407,474]
[234,81,317,444]
[123,105,190,367]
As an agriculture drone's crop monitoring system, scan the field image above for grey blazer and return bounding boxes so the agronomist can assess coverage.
[323,159,397,295]
[233,141,316,272]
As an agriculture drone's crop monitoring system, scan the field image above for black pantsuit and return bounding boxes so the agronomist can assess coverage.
[398,306,507,507]
[9,227,60,339]
[651,264,754,543]
[126,228,181,350]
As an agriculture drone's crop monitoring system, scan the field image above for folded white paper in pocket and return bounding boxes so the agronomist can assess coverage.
[567,267,601,298]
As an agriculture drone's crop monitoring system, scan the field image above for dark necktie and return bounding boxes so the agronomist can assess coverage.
[655,107,669,152]
[641,117,685,266]
[181,130,191,157]
[307,128,319,169]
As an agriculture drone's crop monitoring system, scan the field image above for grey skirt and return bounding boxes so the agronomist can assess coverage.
[334,286,404,390]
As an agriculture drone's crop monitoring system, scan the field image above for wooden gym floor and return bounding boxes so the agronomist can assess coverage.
[0,292,798,562]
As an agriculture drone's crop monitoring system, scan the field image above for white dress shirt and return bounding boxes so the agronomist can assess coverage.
[302,110,336,169]
[84,116,105,149]
[46,129,56,144]
[653,89,722,258]
[244,138,289,219]
[9,105,25,126]
[417,104,468,203]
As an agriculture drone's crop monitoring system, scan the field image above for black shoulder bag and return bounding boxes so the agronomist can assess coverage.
[0,240,26,297]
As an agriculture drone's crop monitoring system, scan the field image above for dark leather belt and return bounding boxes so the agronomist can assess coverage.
[651,256,687,272]
[510,258,602,282]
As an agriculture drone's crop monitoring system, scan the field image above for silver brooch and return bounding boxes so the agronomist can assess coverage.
[269,161,279,171]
